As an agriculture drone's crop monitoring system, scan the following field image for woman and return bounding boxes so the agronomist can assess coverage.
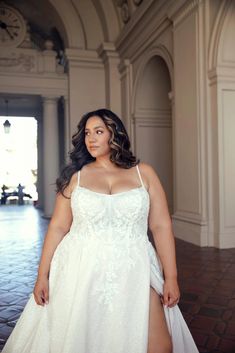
[2,109,199,353]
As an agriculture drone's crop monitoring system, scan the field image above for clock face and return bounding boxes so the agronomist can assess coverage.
[0,5,26,47]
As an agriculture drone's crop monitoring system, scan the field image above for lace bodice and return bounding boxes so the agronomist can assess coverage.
[70,165,150,244]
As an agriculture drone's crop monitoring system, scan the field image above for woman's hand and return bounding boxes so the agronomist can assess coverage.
[161,277,180,308]
[33,276,49,306]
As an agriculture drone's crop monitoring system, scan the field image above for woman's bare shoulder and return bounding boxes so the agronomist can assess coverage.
[137,162,159,190]
[61,171,78,198]
[138,162,166,199]
[138,162,157,178]
[70,171,79,191]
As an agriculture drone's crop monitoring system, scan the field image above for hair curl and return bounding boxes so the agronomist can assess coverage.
[56,108,140,197]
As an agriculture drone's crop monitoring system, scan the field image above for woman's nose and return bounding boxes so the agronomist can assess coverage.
[88,133,97,142]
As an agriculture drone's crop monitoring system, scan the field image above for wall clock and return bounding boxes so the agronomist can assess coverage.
[0,4,26,47]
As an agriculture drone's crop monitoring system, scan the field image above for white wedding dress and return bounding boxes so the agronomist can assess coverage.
[2,165,199,353]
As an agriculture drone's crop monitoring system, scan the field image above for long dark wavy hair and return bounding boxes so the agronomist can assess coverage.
[56,109,140,197]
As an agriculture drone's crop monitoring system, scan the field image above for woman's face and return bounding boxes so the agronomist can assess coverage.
[84,116,111,158]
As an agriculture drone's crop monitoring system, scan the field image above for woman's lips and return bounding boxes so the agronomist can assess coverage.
[90,146,99,149]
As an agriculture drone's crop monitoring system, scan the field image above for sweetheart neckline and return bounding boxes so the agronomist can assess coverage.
[72,184,149,197]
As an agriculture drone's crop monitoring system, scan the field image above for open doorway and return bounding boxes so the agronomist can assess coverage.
[0,116,38,206]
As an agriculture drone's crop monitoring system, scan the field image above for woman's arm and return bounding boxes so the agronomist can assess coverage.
[33,172,77,305]
[140,163,180,307]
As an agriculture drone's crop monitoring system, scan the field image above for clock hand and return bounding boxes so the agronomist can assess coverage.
[5,25,20,29]
[5,27,14,39]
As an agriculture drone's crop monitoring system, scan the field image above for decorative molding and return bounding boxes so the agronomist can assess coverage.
[134,108,172,127]
[133,0,143,6]
[208,0,231,71]
[0,47,66,76]
[41,95,59,102]
[0,53,35,72]
[65,48,103,69]
[172,211,207,226]
[116,0,162,54]
[121,3,130,23]
[130,17,172,64]
[169,0,202,28]
[115,0,126,6]
[208,67,235,86]
[0,72,68,97]
[135,118,171,128]
[97,42,120,64]
[135,107,171,117]
[116,0,130,24]
[172,217,208,247]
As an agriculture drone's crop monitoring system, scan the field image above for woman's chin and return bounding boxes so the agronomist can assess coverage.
[89,150,99,157]
[89,151,111,159]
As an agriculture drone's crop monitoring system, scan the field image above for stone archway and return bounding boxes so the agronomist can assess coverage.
[0,0,122,217]
[133,54,173,214]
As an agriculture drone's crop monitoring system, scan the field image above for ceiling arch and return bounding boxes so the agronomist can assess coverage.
[91,0,121,42]
[3,0,121,51]
[208,0,233,70]
[49,0,86,48]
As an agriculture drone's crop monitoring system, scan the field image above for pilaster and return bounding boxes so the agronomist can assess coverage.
[98,42,121,117]
[42,95,59,218]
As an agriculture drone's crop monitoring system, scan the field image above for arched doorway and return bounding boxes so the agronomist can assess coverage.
[133,55,173,214]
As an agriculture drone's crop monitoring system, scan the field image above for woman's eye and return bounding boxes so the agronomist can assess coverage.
[97,130,103,134]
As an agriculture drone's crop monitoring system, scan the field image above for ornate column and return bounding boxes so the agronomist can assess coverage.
[42,96,59,218]
[63,95,71,164]
[35,113,44,210]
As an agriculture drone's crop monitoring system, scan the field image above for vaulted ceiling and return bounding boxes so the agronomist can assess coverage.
[3,0,146,52]
[3,0,123,51]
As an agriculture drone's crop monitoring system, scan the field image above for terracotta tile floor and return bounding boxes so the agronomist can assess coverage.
[0,205,235,353]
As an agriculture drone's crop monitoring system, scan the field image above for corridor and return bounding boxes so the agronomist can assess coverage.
[0,205,235,353]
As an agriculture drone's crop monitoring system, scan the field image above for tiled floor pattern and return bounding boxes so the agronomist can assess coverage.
[0,205,235,352]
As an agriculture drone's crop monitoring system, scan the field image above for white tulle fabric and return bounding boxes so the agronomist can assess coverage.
[2,165,199,353]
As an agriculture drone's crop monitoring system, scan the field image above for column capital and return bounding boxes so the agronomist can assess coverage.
[41,95,59,103]
[97,42,120,64]
[65,48,103,69]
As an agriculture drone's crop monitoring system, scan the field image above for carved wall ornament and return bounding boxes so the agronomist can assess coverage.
[121,3,130,23]
[115,0,126,6]
[116,0,130,24]
[0,53,35,72]
[19,53,35,71]
[133,0,143,5]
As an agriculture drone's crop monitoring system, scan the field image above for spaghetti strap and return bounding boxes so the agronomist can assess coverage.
[77,170,81,186]
[136,164,144,188]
